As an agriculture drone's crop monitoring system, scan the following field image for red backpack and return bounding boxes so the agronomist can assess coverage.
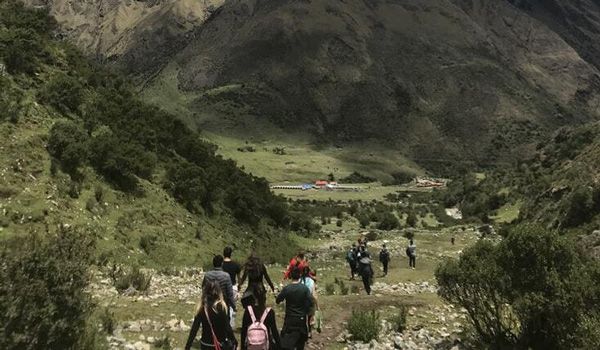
[246,306,271,350]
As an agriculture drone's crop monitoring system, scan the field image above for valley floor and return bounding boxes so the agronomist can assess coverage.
[93,226,480,350]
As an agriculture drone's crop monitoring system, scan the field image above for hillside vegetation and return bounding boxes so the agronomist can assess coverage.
[0,0,304,267]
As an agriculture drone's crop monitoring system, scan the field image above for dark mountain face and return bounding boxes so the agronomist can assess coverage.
[29,0,600,170]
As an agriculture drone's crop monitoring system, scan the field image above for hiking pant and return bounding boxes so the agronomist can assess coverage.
[362,274,371,295]
[409,255,416,268]
[281,316,308,350]
[382,260,388,275]
[348,261,356,278]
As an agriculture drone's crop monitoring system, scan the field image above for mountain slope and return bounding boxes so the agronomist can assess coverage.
[0,1,299,266]
[25,0,600,175]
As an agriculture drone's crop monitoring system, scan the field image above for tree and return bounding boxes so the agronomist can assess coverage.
[436,225,600,349]
[39,72,85,114]
[377,212,399,230]
[406,212,418,227]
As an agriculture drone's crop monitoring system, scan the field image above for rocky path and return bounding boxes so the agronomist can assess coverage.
[92,227,473,349]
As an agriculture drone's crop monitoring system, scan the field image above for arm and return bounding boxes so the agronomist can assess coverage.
[276,287,286,304]
[184,313,202,350]
[239,268,247,288]
[240,309,250,350]
[267,310,281,348]
[224,277,236,312]
[263,265,275,292]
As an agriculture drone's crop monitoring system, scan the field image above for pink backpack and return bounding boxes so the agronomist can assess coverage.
[246,306,271,350]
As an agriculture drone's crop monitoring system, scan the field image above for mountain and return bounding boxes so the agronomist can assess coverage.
[0,0,302,266]
[24,0,600,175]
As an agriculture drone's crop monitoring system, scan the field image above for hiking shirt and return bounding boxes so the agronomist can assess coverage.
[240,263,275,292]
[379,249,390,262]
[203,268,236,311]
[240,306,281,350]
[408,244,416,257]
[276,282,312,318]
[301,276,315,294]
[185,305,235,350]
[222,260,242,286]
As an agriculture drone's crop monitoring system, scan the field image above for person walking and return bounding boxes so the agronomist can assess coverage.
[185,279,237,350]
[239,253,275,308]
[276,267,313,350]
[406,239,416,269]
[346,244,357,280]
[241,283,281,350]
[379,244,390,276]
[301,266,319,337]
[222,246,242,328]
[203,255,236,314]
[358,246,374,295]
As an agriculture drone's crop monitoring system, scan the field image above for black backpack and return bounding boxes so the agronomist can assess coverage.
[379,249,389,262]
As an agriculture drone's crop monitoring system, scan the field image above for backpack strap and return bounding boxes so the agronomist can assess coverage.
[259,307,271,324]
[247,305,257,323]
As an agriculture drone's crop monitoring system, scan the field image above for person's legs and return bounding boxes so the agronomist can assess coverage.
[409,256,416,269]
[383,261,388,275]
[362,274,371,295]
[349,262,355,279]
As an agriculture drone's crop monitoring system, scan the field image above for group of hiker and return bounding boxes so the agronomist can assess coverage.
[346,237,417,295]
[185,248,318,350]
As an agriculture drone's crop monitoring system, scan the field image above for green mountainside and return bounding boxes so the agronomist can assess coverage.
[25,0,600,177]
[0,1,302,267]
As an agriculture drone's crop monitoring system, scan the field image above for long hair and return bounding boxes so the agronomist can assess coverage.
[244,252,262,279]
[198,279,227,315]
[250,282,267,315]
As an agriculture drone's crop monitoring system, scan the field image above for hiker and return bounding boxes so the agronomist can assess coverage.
[379,244,390,276]
[222,246,242,327]
[406,239,416,269]
[301,266,319,338]
[451,237,455,245]
[203,255,236,314]
[241,283,281,350]
[277,267,313,350]
[240,253,275,308]
[284,252,309,280]
[346,243,357,280]
[185,279,237,350]
[358,246,374,295]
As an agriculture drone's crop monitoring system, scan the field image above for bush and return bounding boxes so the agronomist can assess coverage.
[347,310,380,342]
[324,283,335,295]
[406,212,418,227]
[38,72,85,114]
[377,212,399,230]
[435,225,600,349]
[47,120,89,174]
[350,285,360,294]
[99,308,116,335]
[0,228,95,350]
[110,265,153,293]
[139,234,157,254]
[339,281,349,295]
[336,219,343,227]
[389,306,408,332]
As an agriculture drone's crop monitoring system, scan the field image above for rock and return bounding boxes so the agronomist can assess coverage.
[166,318,179,330]
[133,341,150,350]
[128,321,141,332]
[146,336,155,344]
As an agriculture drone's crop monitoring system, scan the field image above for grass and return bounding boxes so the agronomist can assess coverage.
[492,201,522,223]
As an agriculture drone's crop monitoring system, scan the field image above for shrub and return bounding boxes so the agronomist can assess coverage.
[339,281,349,295]
[347,310,380,342]
[350,285,360,294]
[389,306,408,332]
[0,228,94,350]
[436,224,600,349]
[139,234,157,254]
[324,283,335,295]
[336,219,343,227]
[47,120,89,174]
[110,265,152,293]
[99,308,116,335]
[406,212,418,227]
[38,72,85,114]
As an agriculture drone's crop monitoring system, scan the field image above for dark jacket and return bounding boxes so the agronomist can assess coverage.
[185,304,236,350]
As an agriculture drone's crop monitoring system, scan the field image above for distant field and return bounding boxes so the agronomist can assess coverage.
[142,66,423,184]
